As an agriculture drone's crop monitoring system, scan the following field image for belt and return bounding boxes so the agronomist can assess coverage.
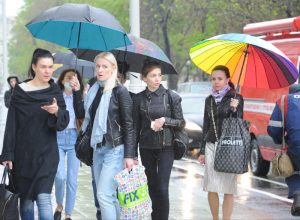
[96,139,106,148]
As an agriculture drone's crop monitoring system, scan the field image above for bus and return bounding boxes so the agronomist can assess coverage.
[242,16,300,176]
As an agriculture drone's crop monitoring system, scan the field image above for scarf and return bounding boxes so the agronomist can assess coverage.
[81,81,112,149]
[211,84,231,104]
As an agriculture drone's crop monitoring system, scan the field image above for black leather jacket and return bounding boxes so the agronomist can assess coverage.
[73,84,135,158]
[200,90,244,154]
[133,86,185,151]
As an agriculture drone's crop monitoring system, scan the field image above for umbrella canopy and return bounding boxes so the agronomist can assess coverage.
[70,34,178,75]
[26,3,131,51]
[54,65,95,79]
[53,52,95,78]
[189,33,299,89]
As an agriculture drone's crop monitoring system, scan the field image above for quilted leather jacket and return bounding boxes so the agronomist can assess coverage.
[200,90,244,154]
[133,85,185,151]
[73,84,135,158]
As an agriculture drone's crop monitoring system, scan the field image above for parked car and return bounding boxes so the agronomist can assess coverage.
[180,93,207,151]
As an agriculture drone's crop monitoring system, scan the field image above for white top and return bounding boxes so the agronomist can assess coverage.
[19,82,50,92]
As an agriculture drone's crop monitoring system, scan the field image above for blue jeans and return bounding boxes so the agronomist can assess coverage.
[140,146,174,220]
[55,128,79,215]
[93,145,124,220]
[20,193,53,220]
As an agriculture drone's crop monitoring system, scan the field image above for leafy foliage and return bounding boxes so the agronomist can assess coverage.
[8,0,300,87]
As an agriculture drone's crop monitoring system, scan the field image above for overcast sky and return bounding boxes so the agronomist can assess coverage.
[6,0,24,17]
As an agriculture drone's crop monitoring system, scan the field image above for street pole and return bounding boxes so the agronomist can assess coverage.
[2,0,7,92]
[129,0,144,94]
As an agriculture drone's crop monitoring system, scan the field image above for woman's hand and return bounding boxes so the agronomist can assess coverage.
[124,158,134,171]
[70,74,80,91]
[198,154,205,165]
[2,161,13,170]
[41,98,59,116]
[152,117,165,132]
[230,98,239,110]
[133,158,139,165]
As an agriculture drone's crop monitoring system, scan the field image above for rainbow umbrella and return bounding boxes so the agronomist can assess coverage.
[189,33,299,89]
[70,34,178,75]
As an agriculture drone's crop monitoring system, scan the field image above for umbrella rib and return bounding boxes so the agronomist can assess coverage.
[98,26,108,51]
[257,48,279,88]
[67,22,76,48]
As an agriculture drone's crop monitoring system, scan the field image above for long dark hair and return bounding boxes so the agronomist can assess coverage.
[141,60,162,78]
[212,65,235,90]
[28,48,54,78]
[57,69,84,93]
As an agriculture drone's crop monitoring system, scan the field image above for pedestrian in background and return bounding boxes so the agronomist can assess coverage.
[70,52,135,220]
[0,48,70,220]
[198,65,243,220]
[268,84,300,216]
[4,75,19,108]
[133,60,185,220]
[53,69,84,220]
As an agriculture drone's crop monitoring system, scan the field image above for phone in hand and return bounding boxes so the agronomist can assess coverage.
[40,100,53,107]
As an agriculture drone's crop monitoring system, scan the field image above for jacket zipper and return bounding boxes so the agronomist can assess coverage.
[147,97,161,145]
[108,117,115,147]
[115,120,121,131]
[162,93,167,146]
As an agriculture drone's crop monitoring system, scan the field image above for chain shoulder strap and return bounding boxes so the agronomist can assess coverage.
[210,98,219,142]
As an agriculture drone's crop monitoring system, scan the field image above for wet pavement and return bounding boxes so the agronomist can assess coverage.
[0,94,297,219]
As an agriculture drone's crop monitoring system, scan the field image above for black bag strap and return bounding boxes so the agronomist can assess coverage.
[165,89,173,117]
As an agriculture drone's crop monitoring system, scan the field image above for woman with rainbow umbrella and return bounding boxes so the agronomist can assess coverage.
[189,33,299,219]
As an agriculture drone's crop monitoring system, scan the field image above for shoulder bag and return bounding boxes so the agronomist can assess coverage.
[211,97,251,174]
[75,122,93,166]
[166,90,188,160]
[271,95,294,177]
[0,166,19,220]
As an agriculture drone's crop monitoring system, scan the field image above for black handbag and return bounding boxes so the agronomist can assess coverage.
[166,90,188,160]
[0,166,19,220]
[211,98,251,174]
[173,129,189,160]
[75,123,93,166]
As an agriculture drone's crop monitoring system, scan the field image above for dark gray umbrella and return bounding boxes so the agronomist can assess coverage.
[26,3,131,51]
[53,52,95,78]
[70,34,178,74]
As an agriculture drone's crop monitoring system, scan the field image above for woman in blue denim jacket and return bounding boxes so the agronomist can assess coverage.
[54,69,84,220]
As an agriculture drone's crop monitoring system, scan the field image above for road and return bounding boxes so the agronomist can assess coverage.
[0,94,295,219]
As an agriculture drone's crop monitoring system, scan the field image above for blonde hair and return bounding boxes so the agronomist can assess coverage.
[94,52,118,92]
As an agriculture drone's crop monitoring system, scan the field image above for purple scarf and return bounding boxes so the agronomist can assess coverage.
[211,85,231,104]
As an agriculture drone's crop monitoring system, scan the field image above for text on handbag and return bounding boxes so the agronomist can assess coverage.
[220,136,243,147]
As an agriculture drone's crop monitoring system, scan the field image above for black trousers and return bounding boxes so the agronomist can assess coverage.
[140,146,174,220]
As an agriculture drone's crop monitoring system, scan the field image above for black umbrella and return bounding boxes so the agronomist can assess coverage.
[70,34,178,74]
[26,3,131,51]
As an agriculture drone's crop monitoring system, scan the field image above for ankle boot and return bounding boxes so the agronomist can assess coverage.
[291,192,300,216]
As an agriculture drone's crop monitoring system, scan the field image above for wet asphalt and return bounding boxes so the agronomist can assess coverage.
[0,94,296,220]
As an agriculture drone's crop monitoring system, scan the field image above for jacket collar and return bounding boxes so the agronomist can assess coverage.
[145,84,166,97]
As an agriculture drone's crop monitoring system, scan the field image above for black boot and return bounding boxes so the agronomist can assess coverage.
[291,192,300,216]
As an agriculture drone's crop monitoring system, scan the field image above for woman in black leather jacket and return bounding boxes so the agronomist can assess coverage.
[71,52,134,220]
[198,65,243,220]
[133,60,185,220]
